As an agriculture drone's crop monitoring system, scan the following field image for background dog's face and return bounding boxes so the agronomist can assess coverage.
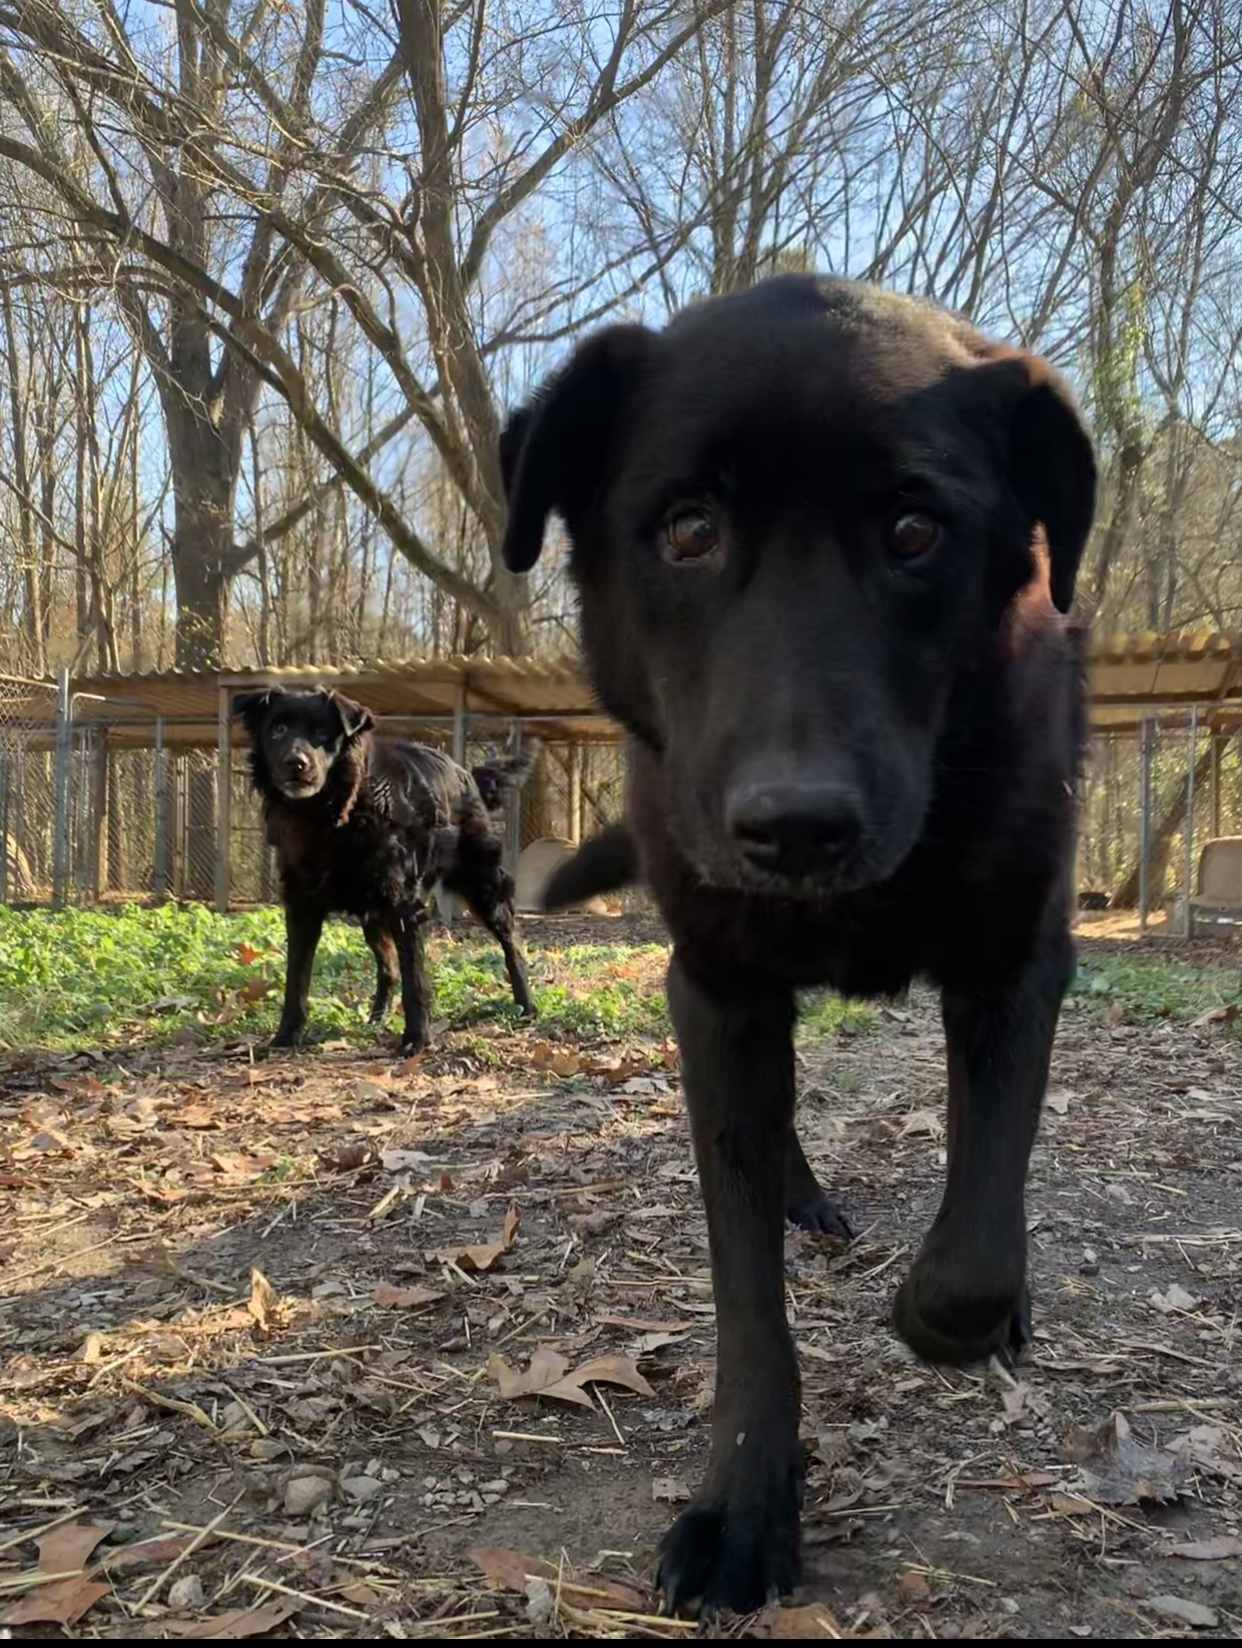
[500,276,1096,899]
[234,688,373,801]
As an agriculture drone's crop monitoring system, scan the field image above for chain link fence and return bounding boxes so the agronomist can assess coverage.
[0,675,59,901]
[11,676,1231,927]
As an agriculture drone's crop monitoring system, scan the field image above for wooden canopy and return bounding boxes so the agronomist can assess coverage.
[3,630,1241,746]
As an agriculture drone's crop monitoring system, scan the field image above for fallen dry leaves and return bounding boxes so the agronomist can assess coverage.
[488,1346,656,1408]
[1061,1410,1188,1505]
[432,1202,520,1272]
[470,1546,649,1612]
[372,1281,446,1308]
[0,1519,115,1629]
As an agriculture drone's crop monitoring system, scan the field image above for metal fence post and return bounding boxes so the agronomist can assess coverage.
[52,668,71,909]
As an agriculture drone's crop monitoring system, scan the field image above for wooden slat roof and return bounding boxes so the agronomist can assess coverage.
[3,632,1241,744]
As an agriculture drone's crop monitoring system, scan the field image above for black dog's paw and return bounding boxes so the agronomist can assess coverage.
[519,1001,538,1020]
[786,1191,852,1242]
[657,1491,801,1618]
[893,1261,1030,1368]
[267,1027,309,1054]
[398,1031,430,1056]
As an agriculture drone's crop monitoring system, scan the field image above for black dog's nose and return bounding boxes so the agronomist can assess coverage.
[726,781,864,874]
[287,749,312,777]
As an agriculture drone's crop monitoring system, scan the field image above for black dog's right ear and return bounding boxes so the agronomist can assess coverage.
[500,324,654,573]
[233,689,274,727]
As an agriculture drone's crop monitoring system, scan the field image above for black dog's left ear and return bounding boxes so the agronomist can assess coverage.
[329,691,374,739]
[233,689,274,727]
[977,350,1097,614]
[500,324,655,573]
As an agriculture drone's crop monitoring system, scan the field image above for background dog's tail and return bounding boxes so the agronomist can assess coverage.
[542,823,639,911]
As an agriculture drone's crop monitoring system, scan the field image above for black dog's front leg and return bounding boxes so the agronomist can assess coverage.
[395,902,432,1053]
[272,902,324,1047]
[893,926,1072,1365]
[658,954,802,1617]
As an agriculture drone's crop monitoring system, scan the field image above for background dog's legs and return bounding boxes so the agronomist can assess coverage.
[272,903,324,1047]
[363,915,399,1024]
[395,902,432,1052]
[893,926,1073,1366]
[785,1127,852,1240]
[657,955,802,1617]
[465,890,535,1017]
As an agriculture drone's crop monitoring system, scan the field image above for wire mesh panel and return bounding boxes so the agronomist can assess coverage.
[1076,723,1242,919]
[0,677,59,904]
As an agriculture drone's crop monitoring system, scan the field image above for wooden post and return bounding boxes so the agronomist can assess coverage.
[1209,732,1224,838]
[216,686,232,913]
[567,741,582,845]
[1139,716,1153,934]
[1182,706,1198,939]
[437,683,469,927]
[153,718,169,901]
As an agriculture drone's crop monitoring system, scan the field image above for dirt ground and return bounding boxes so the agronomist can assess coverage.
[2,916,1241,1639]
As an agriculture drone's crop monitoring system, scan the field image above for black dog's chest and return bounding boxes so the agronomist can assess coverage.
[278,809,426,915]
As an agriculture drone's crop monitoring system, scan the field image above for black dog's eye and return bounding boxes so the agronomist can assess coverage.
[887,512,941,560]
[663,508,721,566]
[271,723,287,737]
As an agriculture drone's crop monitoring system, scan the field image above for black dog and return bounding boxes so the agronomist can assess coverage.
[499,275,1094,1615]
[234,687,536,1051]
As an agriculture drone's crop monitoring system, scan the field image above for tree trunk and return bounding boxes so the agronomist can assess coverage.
[1109,743,1214,909]
[164,410,237,897]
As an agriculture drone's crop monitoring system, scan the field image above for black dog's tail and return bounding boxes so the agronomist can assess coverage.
[542,824,639,911]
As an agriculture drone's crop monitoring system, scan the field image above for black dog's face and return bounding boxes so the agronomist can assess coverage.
[500,277,1095,899]
[234,688,373,801]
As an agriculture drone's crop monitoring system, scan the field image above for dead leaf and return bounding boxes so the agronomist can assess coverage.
[530,1040,581,1077]
[489,1348,655,1408]
[372,1282,445,1309]
[237,975,274,1004]
[37,1519,114,1573]
[0,1576,111,1628]
[1061,1410,1187,1505]
[469,1547,648,1612]
[752,1602,853,1638]
[248,1267,280,1329]
[556,1354,656,1401]
[1146,1595,1219,1628]
[209,1151,276,1184]
[1046,1088,1073,1116]
[165,1602,298,1638]
[897,1107,942,1139]
[1168,1536,1242,1561]
[489,1346,580,1403]
[432,1203,520,1273]
[1191,1003,1238,1029]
